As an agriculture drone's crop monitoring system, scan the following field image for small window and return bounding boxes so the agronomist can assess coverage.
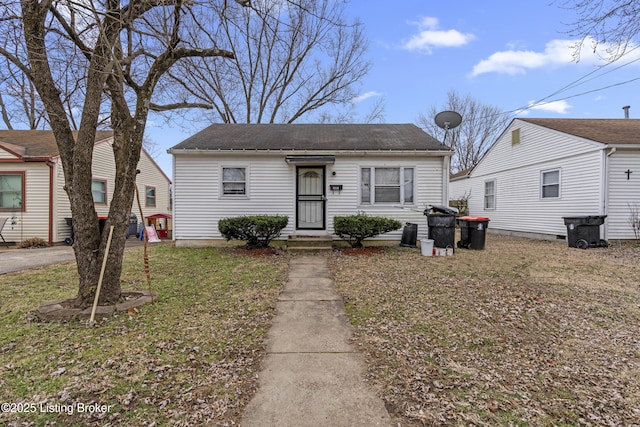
[361,168,371,204]
[541,170,560,198]
[0,172,25,211]
[92,179,107,205]
[512,128,521,145]
[404,168,414,204]
[360,167,414,205]
[222,167,246,196]
[145,186,156,207]
[484,180,496,210]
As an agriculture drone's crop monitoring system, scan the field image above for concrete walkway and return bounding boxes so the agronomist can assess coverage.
[241,255,391,427]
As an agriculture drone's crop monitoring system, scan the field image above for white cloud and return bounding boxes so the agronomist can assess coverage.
[517,100,571,115]
[402,16,474,53]
[352,91,382,104]
[469,37,635,77]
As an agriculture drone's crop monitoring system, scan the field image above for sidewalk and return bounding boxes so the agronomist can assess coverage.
[240,255,391,427]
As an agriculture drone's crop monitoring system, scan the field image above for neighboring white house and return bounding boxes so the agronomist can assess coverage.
[168,124,452,246]
[449,118,640,240]
[0,130,172,245]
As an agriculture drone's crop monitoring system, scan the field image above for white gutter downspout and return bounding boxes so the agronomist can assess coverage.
[442,154,451,206]
[603,147,617,240]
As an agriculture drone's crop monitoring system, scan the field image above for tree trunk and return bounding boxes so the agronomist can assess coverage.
[72,124,143,308]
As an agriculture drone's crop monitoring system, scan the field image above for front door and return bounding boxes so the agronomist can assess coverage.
[296,166,325,230]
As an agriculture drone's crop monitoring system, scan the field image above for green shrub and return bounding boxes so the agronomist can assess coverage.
[218,215,288,248]
[333,213,402,248]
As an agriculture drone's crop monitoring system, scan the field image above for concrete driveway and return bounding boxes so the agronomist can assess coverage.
[0,238,147,274]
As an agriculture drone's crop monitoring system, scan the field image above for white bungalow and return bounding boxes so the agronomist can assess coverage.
[168,124,452,246]
[0,130,172,245]
[449,118,640,240]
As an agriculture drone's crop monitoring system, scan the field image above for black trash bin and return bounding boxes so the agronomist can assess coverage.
[424,205,457,249]
[457,216,490,249]
[128,213,138,238]
[64,217,74,245]
[563,215,608,249]
[400,223,418,247]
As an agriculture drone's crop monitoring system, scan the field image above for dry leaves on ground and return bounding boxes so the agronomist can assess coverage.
[329,235,640,426]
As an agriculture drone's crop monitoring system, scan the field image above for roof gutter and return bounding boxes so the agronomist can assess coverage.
[167,148,453,157]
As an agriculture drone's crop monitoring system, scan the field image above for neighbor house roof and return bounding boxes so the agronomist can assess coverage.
[169,124,450,152]
[450,166,474,181]
[519,118,640,146]
[0,130,114,159]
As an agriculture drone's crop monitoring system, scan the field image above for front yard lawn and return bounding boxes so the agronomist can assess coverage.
[2,234,639,426]
[0,245,288,426]
[329,234,640,426]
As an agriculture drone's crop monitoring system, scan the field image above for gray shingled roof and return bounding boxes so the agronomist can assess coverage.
[0,130,114,159]
[170,124,449,152]
[519,118,640,145]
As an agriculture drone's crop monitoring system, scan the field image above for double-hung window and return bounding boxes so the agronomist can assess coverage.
[0,172,24,211]
[145,186,156,207]
[222,167,247,196]
[541,169,560,199]
[92,179,107,205]
[361,167,414,205]
[484,180,496,210]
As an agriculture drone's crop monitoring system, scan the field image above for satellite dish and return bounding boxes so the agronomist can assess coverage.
[435,110,462,131]
[434,110,462,147]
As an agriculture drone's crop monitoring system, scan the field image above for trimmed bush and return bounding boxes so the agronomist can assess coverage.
[333,213,402,248]
[218,215,288,248]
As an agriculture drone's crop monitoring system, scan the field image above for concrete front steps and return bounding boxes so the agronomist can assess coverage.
[286,235,334,251]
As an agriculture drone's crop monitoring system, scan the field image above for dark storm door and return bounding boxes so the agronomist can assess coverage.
[296,166,325,230]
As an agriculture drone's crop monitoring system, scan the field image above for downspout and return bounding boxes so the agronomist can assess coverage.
[442,153,451,206]
[47,159,54,245]
[603,147,617,241]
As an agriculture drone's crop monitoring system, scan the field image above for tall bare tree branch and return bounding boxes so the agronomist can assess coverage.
[418,90,511,174]
[0,0,247,307]
[559,0,640,61]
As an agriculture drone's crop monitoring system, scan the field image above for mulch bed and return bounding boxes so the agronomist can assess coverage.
[339,247,386,256]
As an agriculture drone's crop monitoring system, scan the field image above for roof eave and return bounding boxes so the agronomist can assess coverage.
[168,148,452,156]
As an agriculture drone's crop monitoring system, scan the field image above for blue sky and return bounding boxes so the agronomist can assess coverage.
[148,1,640,175]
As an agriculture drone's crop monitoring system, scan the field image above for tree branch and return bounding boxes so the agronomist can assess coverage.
[149,101,213,111]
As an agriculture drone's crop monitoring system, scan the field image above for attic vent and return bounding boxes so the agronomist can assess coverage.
[511,128,521,146]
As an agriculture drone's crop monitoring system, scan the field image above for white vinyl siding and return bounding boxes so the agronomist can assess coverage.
[1,136,170,244]
[607,150,640,239]
[173,154,447,243]
[455,120,604,238]
[0,165,51,243]
[54,139,171,242]
[173,155,293,241]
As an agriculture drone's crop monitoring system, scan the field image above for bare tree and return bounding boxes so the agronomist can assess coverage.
[0,24,87,130]
[418,90,510,174]
[0,0,248,308]
[167,0,371,124]
[559,0,640,61]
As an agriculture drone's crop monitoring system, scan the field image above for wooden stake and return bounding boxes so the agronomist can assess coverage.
[90,225,114,324]
[135,182,154,302]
